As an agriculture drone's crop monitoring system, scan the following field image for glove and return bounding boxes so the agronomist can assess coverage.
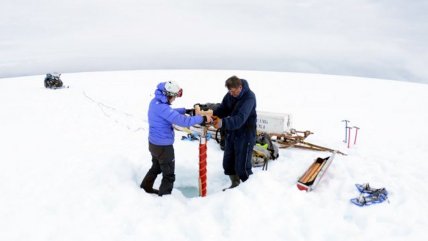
[200,115,213,126]
[194,104,201,116]
[185,109,195,116]
[205,113,213,123]
[213,116,222,129]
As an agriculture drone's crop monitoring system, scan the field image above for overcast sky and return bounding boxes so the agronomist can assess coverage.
[1,0,427,83]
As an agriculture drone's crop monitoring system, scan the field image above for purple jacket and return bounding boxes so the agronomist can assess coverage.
[148,82,203,145]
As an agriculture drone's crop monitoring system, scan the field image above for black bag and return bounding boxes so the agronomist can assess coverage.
[197,103,220,112]
[255,132,279,160]
[252,132,279,169]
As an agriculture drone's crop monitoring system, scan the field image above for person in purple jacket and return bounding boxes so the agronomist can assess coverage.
[140,81,212,196]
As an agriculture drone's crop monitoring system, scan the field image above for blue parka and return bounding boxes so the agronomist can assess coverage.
[213,79,257,181]
[148,82,204,146]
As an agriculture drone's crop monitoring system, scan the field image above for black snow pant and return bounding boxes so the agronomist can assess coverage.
[141,143,175,196]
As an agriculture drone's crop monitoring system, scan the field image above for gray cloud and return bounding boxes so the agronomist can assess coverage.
[1,0,427,83]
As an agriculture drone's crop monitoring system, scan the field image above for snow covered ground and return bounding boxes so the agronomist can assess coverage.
[0,70,427,241]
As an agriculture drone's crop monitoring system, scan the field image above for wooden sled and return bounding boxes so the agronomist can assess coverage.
[269,129,346,155]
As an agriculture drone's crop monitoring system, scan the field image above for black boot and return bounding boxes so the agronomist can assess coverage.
[158,173,175,196]
[140,174,159,194]
[223,175,240,191]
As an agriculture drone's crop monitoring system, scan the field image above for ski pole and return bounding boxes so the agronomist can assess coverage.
[347,126,353,148]
[342,120,350,143]
[353,126,360,145]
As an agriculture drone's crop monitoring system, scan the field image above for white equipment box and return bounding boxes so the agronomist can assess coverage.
[256,111,292,133]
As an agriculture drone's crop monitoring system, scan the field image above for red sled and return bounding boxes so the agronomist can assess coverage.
[297,152,336,192]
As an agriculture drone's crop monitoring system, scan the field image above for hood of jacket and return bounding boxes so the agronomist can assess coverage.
[154,82,169,104]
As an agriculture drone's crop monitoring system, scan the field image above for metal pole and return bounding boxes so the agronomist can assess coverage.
[353,126,360,145]
[347,126,352,148]
[342,120,350,143]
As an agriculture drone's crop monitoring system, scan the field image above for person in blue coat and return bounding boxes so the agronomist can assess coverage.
[212,76,257,190]
[141,81,212,196]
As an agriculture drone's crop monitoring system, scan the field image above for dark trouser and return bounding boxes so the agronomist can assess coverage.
[141,143,175,196]
[223,134,254,182]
